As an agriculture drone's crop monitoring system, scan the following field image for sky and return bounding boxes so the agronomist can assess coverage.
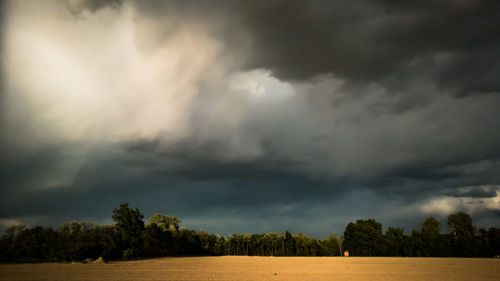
[0,0,499,238]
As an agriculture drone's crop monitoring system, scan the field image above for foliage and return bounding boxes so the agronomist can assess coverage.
[112,203,145,258]
[385,227,404,256]
[343,219,384,256]
[422,216,441,237]
[0,207,499,263]
[148,213,181,232]
[447,212,476,256]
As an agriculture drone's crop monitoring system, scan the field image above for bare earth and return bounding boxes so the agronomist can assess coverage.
[0,256,498,281]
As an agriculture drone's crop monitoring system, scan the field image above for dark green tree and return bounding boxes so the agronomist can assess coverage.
[3,209,499,262]
[112,203,145,258]
[283,230,295,256]
[385,227,404,256]
[487,227,500,256]
[343,219,384,256]
[320,233,341,256]
[448,212,474,238]
[421,217,441,237]
[421,217,441,256]
[447,211,475,256]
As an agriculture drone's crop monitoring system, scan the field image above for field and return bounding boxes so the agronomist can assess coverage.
[0,256,498,281]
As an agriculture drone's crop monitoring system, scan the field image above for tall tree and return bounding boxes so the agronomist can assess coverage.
[421,217,441,256]
[448,212,474,238]
[447,211,475,256]
[487,227,500,256]
[385,227,404,256]
[421,217,441,237]
[343,219,384,256]
[112,203,145,258]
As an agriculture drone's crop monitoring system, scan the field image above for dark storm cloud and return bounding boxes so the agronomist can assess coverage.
[1,135,498,235]
[133,0,500,94]
[445,187,498,198]
[129,0,500,98]
[238,0,500,92]
[122,137,308,182]
[0,139,355,236]
[1,0,499,236]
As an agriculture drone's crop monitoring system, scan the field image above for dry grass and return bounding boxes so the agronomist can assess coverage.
[0,256,498,281]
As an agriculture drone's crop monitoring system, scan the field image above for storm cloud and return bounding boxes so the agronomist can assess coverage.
[0,0,499,237]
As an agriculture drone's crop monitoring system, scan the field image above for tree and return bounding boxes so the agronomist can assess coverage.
[420,217,441,256]
[447,211,474,256]
[343,219,384,256]
[487,227,500,256]
[147,213,181,232]
[448,212,474,238]
[421,217,441,237]
[385,227,404,256]
[112,203,145,258]
[59,221,83,261]
[3,209,499,262]
[283,230,295,256]
[320,234,341,256]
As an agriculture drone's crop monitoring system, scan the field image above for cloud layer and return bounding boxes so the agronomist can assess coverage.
[1,0,499,236]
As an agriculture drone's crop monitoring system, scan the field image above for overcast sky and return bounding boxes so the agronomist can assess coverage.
[1,0,499,238]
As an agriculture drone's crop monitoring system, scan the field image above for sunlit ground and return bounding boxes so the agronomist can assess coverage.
[0,256,498,281]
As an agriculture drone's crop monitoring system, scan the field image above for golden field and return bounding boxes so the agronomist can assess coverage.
[0,256,498,281]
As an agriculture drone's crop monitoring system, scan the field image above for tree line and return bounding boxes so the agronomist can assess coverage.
[0,203,498,262]
[343,213,499,257]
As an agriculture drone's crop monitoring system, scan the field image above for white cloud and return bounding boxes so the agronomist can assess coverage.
[419,190,500,215]
[4,0,226,143]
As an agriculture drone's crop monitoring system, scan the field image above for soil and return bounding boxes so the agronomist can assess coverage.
[0,256,498,281]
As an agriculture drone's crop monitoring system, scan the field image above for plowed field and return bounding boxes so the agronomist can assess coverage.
[0,256,498,281]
